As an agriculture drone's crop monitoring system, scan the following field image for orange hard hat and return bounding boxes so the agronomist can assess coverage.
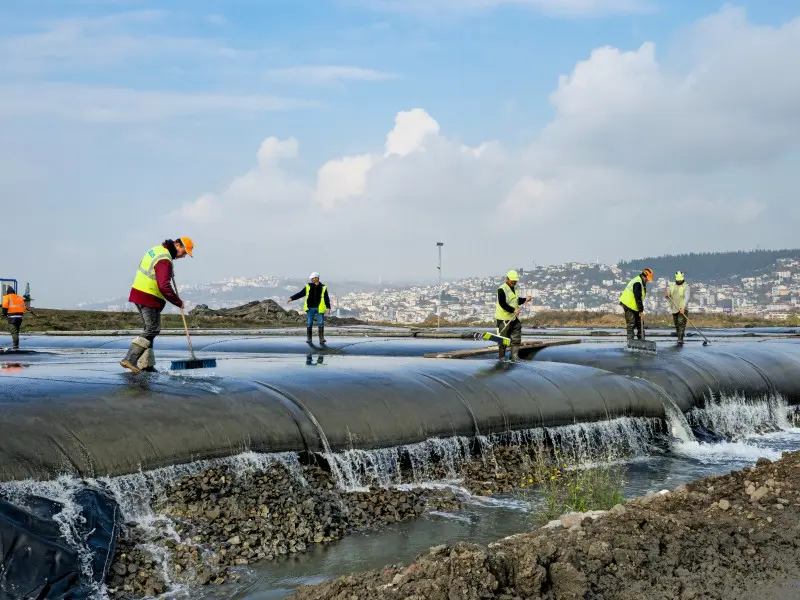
[179,236,194,257]
[642,268,653,281]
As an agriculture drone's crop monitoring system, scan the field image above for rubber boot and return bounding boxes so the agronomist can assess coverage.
[306,327,313,343]
[510,346,520,362]
[498,345,506,361]
[319,326,326,344]
[138,348,158,372]
[120,337,149,373]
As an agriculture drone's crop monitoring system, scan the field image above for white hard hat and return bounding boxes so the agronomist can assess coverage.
[309,272,320,280]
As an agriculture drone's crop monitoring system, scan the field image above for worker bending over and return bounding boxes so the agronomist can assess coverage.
[619,268,653,342]
[288,272,332,344]
[496,270,532,361]
[665,271,690,345]
[121,237,193,373]
[2,285,26,350]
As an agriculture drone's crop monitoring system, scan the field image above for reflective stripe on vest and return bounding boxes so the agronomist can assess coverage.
[131,245,172,301]
[303,284,328,314]
[495,283,519,320]
[2,294,26,315]
[619,275,646,311]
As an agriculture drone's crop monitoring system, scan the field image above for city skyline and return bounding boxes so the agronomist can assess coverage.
[2,1,800,306]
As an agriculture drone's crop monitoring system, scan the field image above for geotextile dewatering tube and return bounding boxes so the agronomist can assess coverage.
[0,356,666,482]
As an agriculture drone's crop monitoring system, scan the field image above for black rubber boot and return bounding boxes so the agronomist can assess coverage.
[306,327,313,343]
[498,345,506,360]
[510,346,520,362]
[319,326,326,344]
[120,337,148,373]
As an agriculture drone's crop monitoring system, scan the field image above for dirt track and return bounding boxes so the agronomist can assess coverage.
[289,452,800,600]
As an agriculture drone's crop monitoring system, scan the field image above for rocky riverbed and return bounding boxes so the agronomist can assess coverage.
[288,451,800,600]
[104,434,649,598]
[105,460,465,598]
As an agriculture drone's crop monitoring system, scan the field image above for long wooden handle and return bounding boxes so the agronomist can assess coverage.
[173,276,195,359]
[180,306,196,359]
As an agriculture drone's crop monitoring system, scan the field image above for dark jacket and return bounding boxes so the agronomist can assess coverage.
[291,282,331,310]
[632,280,646,312]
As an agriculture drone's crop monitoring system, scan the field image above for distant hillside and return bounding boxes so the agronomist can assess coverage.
[618,249,800,282]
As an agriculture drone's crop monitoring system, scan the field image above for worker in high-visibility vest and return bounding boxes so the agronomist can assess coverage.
[665,271,690,345]
[2,285,27,350]
[496,270,532,361]
[288,272,332,344]
[120,237,193,373]
[619,268,653,342]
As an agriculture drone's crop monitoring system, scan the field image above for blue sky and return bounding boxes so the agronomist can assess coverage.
[1,0,800,306]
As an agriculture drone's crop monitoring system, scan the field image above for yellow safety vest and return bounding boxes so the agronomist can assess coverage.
[303,284,328,314]
[131,245,172,300]
[667,283,685,311]
[495,283,518,320]
[619,275,646,311]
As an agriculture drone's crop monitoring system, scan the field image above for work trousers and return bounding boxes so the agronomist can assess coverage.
[136,304,162,343]
[7,317,21,348]
[672,311,688,342]
[496,318,522,359]
[306,308,325,328]
[622,305,642,341]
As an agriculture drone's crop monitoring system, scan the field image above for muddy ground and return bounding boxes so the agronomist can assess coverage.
[288,451,800,600]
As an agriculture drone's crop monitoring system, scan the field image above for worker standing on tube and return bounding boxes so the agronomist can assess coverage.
[496,270,531,361]
[2,285,26,350]
[288,272,332,344]
[120,237,193,373]
[665,271,690,345]
[619,268,653,343]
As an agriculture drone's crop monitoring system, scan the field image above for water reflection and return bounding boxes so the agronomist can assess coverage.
[305,354,325,366]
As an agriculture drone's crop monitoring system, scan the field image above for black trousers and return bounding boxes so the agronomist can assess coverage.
[622,306,642,340]
[7,317,22,348]
[496,318,522,358]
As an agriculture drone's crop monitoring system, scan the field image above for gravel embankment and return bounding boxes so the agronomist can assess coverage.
[288,452,800,600]
[105,461,463,598]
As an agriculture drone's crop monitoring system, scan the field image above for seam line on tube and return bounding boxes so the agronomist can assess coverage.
[252,381,325,455]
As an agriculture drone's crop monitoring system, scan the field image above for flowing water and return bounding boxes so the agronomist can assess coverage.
[2,394,799,600]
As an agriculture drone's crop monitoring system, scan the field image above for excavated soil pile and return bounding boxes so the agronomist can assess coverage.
[190,299,362,326]
[289,452,800,600]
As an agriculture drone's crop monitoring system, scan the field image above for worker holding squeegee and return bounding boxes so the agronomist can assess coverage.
[619,268,653,349]
[496,270,532,361]
[120,237,192,373]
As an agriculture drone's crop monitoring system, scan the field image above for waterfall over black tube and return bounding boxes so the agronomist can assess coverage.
[0,356,666,483]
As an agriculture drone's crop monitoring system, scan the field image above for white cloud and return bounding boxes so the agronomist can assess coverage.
[0,83,317,122]
[344,0,652,18]
[266,65,397,83]
[163,7,800,283]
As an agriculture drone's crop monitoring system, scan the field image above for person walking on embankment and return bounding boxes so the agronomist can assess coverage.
[496,270,532,361]
[2,285,26,350]
[619,268,653,343]
[288,272,332,344]
[665,271,690,345]
[120,237,193,373]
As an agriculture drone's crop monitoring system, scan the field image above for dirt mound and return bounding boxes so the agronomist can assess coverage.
[190,300,362,326]
[289,452,800,600]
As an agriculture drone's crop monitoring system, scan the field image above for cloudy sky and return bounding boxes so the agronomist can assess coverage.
[2,1,799,307]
